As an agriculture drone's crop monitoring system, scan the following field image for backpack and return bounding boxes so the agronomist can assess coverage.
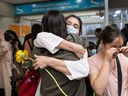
[17,70,40,96]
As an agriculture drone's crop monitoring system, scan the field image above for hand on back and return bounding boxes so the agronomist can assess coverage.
[72,44,86,58]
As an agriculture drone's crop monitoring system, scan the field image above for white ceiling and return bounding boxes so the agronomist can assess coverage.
[1,0,50,4]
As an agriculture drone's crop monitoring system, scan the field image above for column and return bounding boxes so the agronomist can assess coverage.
[104,0,109,26]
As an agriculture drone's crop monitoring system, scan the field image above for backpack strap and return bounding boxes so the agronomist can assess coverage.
[116,56,122,96]
[27,39,33,52]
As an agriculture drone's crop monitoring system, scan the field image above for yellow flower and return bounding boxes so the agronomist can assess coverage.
[15,51,66,95]
[16,50,29,63]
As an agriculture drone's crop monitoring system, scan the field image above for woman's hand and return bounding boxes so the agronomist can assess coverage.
[72,44,86,58]
[33,55,50,70]
[119,46,128,57]
[58,40,86,59]
[33,55,71,75]
[104,47,117,61]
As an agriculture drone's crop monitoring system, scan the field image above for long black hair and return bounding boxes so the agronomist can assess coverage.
[23,24,42,51]
[31,23,42,42]
[41,10,67,39]
[4,30,23,61]
[4,30,23,49]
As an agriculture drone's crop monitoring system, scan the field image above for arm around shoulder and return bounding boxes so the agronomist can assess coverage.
[34,32,86,58]
[34,32,64,54]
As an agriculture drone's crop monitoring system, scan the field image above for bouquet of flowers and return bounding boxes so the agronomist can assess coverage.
[15,50,40,96]
[15,50,33,74]
[15,50,68,96]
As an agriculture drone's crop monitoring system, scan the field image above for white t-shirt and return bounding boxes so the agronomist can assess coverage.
[34,32,89,80]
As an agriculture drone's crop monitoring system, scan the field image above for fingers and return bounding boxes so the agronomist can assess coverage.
[105,48,117,59]
[80,46,86,54]
[33,63,46,70]
[33,62,44,70]
[34,54,40,58]
[119,46,128,57]
[33,55,47,70]
[34,64,40,70]
[112,48,118,56]
[33,55,39,70]
[119,46,128,53]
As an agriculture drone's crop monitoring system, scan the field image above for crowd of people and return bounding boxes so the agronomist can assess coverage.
[0,10,128,96]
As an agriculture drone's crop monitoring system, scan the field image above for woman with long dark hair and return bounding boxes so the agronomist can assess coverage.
[4,30,23,61]
[4,30,23,96]
[33,10,89,96]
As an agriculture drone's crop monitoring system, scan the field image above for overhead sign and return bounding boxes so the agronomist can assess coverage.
[14,0,104,15]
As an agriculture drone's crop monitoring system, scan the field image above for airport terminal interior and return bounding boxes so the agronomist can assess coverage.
[0,0,128,42]
[0,0,128,96]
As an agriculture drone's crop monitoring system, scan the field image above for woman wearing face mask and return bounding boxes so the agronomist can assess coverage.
[66,15,82,35]
[66,15,89,48]
[33,10,89,96]
[87,42,97,57]
[66,15,92,96]
[89,26,128,96]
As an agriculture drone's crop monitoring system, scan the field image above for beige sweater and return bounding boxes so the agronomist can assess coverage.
[0,40,12,96]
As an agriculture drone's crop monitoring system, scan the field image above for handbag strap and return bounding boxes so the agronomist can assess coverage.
[116,56,122,96]
[27,39,33,52]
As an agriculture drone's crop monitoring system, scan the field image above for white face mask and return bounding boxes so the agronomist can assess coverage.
[90,49,97,56]
[67,25,79,34]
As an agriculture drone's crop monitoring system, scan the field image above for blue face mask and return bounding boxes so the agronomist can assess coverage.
[67,25,79,34]
[91,49,97,55]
